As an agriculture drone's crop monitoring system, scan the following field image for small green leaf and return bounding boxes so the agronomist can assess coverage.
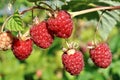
[5,11,24,31]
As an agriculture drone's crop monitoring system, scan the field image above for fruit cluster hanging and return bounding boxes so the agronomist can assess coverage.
[0,1,113,76]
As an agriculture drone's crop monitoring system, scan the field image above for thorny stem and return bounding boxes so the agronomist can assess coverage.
[69,6,120,18]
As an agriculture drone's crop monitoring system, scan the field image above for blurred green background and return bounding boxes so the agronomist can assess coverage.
[0,0,120,80]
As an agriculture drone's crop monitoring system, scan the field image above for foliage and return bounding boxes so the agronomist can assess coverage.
[0,0,120,80]
[5,11,24,31]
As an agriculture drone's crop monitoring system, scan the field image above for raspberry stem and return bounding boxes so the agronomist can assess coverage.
[20,6,53,15]
[0,15,13,32]
[22,30,30,38]
[33,16,40,25]
[93,10,106,46]
[69,6,120,18]
[65,41,79,49]
[18,30,30,41]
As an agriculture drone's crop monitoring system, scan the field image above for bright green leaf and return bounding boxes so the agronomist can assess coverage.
[5,11,24,31]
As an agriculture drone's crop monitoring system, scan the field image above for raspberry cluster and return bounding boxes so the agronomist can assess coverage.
[30,10,73,48]
[0,8,113,76]
[0,10,73,60]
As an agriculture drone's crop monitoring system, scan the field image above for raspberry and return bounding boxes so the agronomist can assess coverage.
[0,31,13,50]
[89,43,112,68]
[30,21,54,49]
[47,10,73,38]
[12,38,33,60]
[62,49,84,75]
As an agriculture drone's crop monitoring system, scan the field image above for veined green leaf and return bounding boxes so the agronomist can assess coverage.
[99,0,120,6]
[5,11,24,31]
[97,10,119,40]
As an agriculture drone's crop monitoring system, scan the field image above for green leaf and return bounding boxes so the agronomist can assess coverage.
[96,0,120,40]
[96,1,120,40]
[100,0,120,6]
[97,10,119,40]
[5,11,24,31]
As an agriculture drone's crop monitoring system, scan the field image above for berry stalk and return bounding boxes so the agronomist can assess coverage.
[93,10,106,45]
[0,15,13,32]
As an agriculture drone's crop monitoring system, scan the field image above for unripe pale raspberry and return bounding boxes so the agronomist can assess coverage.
[0,31,13,50]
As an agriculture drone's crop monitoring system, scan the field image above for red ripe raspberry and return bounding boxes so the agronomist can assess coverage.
[89,43,112,68]
[12,38,33,60]
[47,10,73,38]
[30,21,54,49]
[0,31,13,50]
[62,49,84,75]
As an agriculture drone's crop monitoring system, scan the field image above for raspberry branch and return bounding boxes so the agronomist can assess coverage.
[69,6,120,18]
[19,5,120,17]
[20,6,53,15]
